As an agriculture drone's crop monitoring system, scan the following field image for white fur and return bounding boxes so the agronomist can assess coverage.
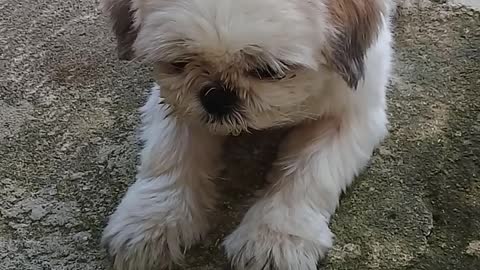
[223,21,392,270]
[101,0,394,269]
[102,87,224,269]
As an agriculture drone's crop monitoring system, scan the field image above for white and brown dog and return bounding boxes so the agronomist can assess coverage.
[100,0,394,269]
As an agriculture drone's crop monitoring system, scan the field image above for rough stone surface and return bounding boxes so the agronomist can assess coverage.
[0,0,479,270]
[449,0,480,10]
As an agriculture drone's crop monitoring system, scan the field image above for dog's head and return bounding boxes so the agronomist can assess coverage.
[101,0,390,135]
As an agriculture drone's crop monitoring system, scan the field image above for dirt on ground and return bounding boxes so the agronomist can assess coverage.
[0,1,479,269]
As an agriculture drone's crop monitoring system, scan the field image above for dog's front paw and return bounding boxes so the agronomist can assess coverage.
[102,207,206,270]
[223,206,333,270]
[101,182,209,270]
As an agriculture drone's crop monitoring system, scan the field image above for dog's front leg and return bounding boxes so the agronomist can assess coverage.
[224,109,388,270]
[102,87,224,270]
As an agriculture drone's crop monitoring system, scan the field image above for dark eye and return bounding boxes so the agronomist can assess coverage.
[170,61,189,71]
[249,65,286,80]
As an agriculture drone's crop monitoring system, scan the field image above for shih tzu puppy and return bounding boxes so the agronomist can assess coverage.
[100,0,394,269]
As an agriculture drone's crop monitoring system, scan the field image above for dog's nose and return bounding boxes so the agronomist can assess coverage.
[199,82,238,117]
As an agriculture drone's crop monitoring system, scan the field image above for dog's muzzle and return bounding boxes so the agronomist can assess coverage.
[199,81,239,118]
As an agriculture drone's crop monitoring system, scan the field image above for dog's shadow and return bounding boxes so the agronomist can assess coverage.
[181,128,291,269]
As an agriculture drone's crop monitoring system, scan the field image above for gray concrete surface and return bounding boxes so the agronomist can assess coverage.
[449,0,480,10]
[1,0,479,269]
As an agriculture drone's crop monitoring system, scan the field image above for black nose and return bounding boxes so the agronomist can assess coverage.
[199,82,238,117]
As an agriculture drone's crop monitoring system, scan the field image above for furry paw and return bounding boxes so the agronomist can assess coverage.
[223,207,333,270]
[102,207,207,270]
[101,181,209,270]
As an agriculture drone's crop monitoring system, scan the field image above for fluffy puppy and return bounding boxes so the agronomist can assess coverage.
[100,0,394,269]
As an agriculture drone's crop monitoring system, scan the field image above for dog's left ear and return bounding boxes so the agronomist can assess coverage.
[100,0,139,60]
[324,0,388,89]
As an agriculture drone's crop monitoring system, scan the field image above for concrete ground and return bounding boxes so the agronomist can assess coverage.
[1,0,479,269]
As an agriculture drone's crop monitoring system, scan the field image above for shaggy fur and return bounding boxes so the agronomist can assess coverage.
[100,0,394,269]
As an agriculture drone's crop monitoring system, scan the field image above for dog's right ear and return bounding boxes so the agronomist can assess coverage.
[100,0,138,60]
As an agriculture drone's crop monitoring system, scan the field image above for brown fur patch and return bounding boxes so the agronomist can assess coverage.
[101,0,138,60]
[325,0,385,89]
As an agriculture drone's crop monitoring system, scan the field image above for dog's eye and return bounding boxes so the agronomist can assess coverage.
[170,61,189,71]
[249,65,286,80]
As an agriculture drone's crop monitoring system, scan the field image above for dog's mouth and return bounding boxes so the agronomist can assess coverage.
[202,113,249,136]
[160,96,249,136]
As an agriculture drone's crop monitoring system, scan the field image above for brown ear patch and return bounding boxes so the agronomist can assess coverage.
[101,0,138,60]
[324,0,385,89]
